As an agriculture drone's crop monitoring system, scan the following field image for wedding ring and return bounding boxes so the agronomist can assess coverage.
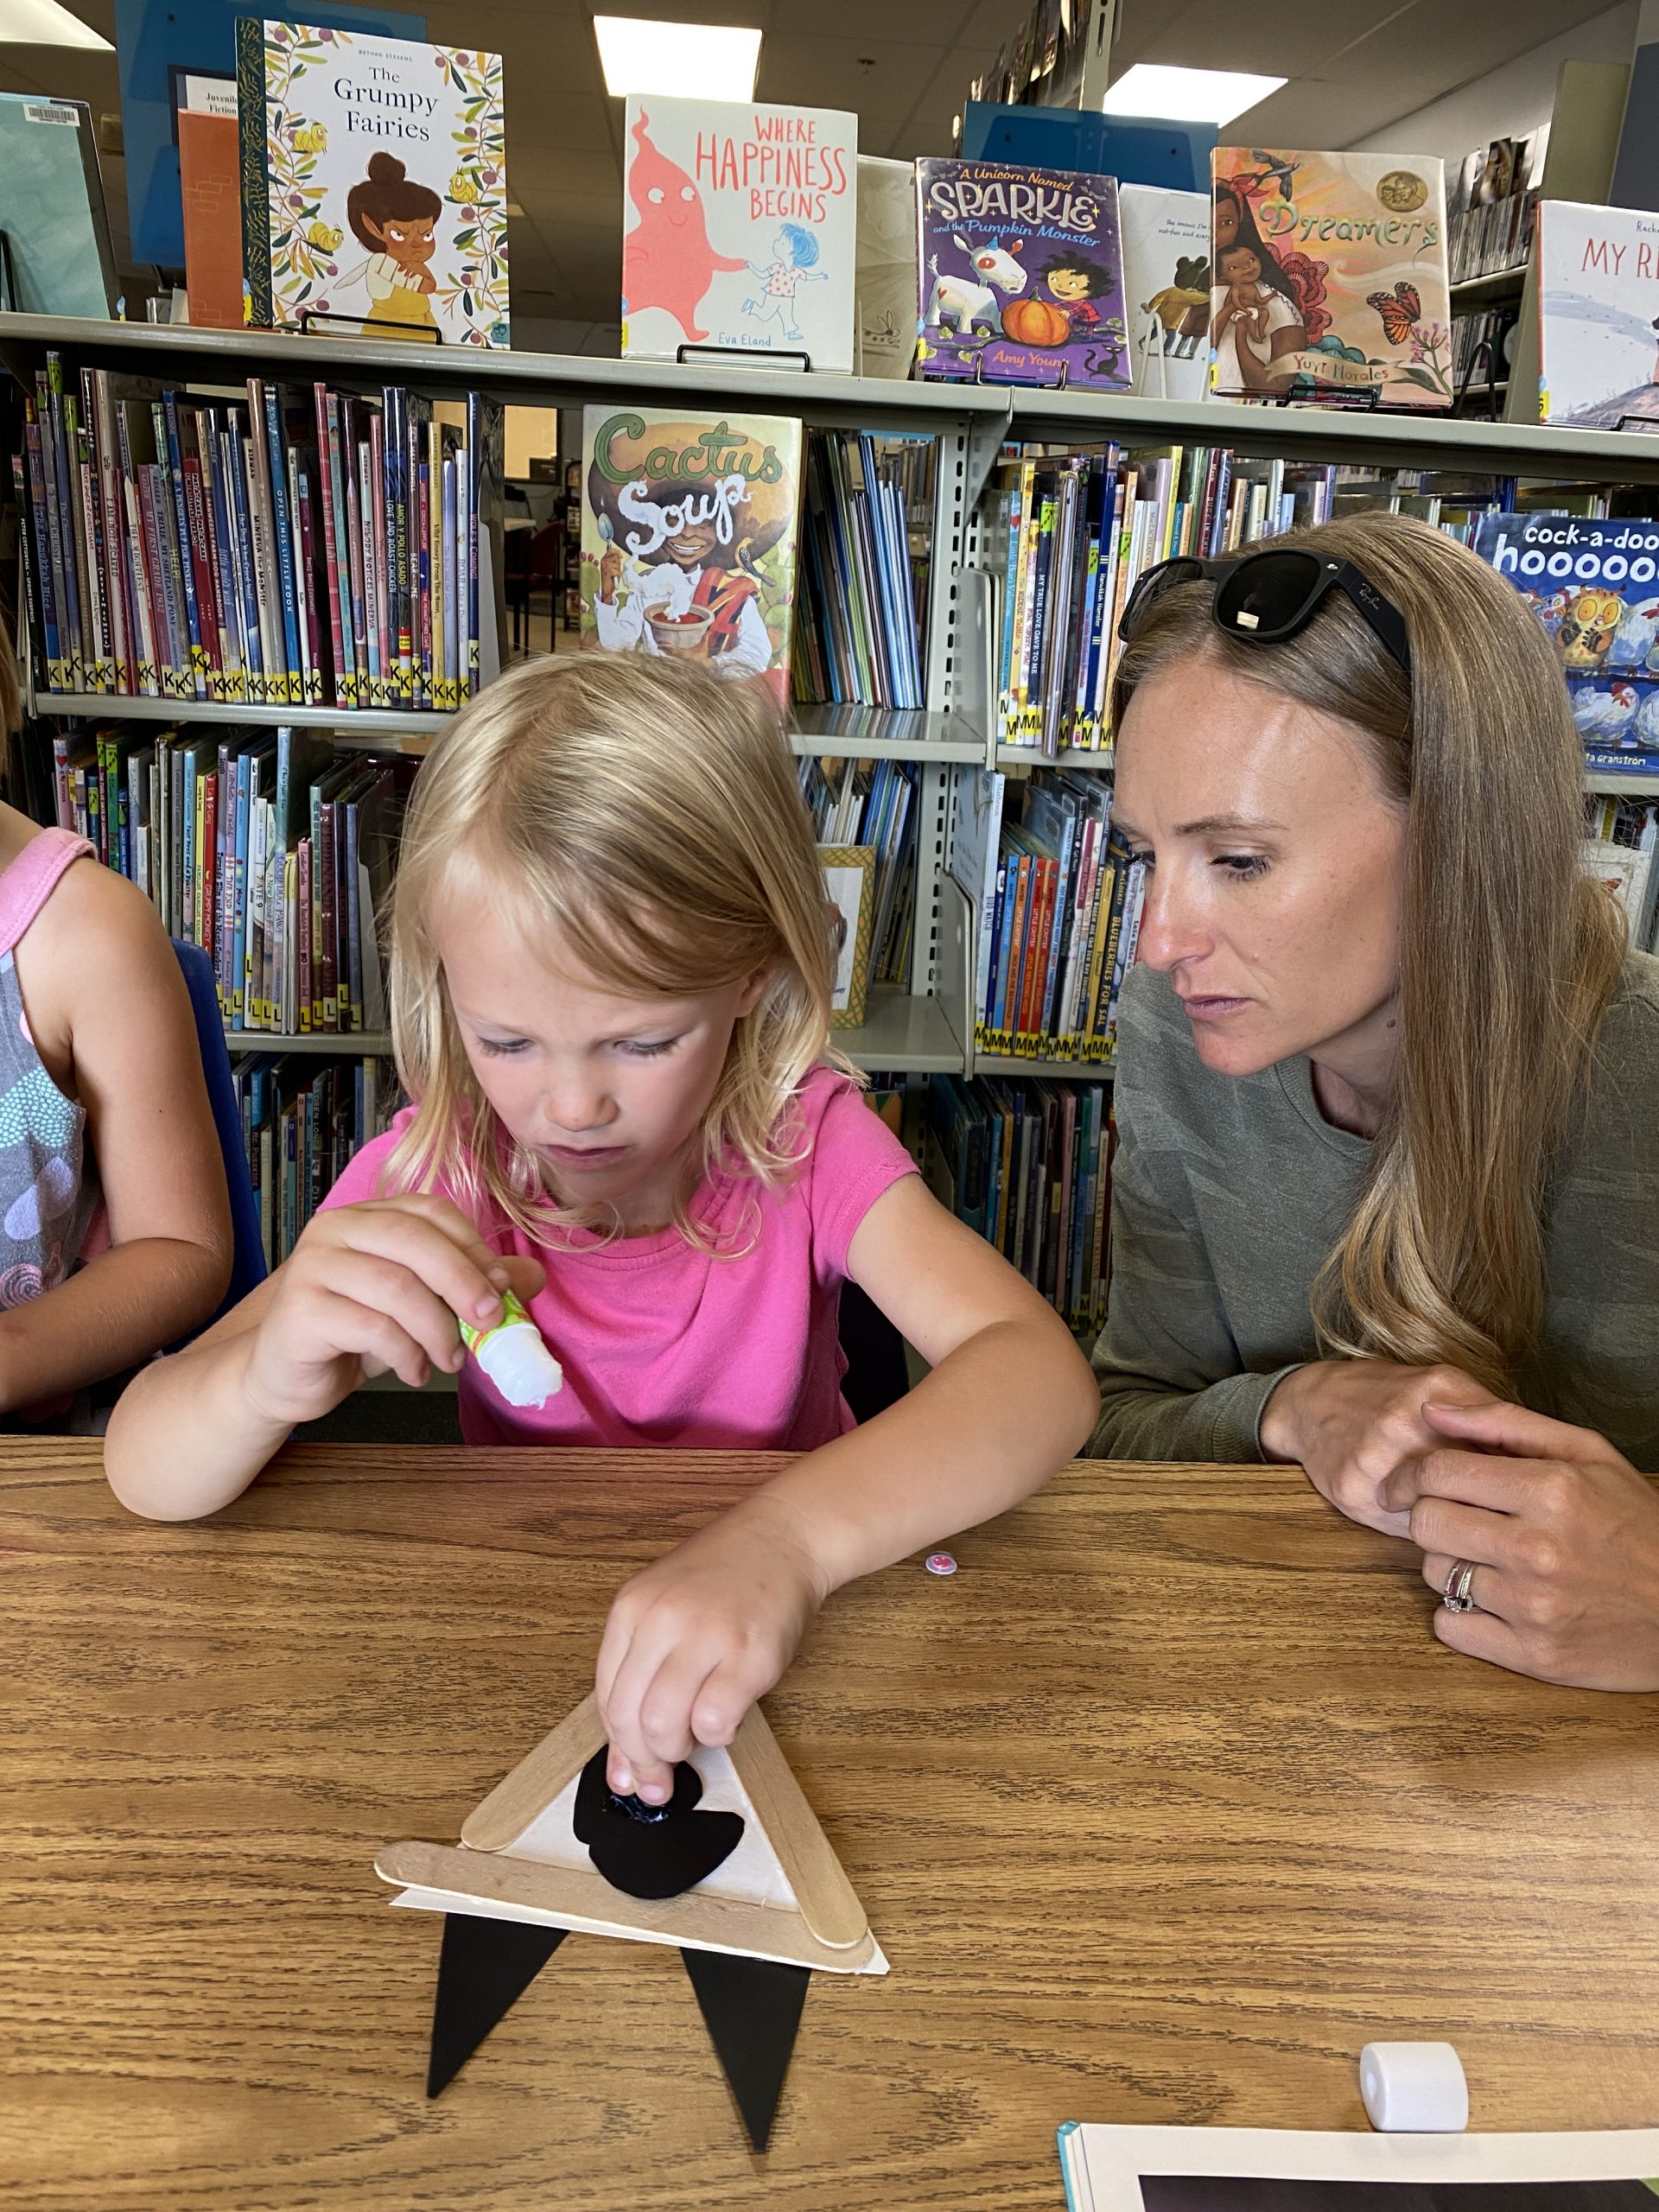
[1443,1559,1478,1615]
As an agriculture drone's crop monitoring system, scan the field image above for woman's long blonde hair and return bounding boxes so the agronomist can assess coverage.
[386,652,838,1247]
[1113,511,1626,1395]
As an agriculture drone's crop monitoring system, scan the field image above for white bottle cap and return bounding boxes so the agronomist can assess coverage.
[1359,2042,1469,2133]
[474,1321,563,1409]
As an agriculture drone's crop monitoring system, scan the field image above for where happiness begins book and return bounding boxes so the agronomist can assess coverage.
[238,19,508,346]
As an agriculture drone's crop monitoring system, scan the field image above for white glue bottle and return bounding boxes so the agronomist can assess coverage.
[458,1289,563,1409]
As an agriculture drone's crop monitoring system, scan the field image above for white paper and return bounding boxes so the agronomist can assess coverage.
[1058,2124,1659,2212]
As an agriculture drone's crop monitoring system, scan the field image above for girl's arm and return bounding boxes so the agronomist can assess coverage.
[0,863,231,1410]
[595,1173,1098,1799]
[104,1192,543,1519]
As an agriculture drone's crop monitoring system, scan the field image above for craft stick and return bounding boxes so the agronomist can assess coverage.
[460,1694,608,1852]
[377,1839,880,1975]
[731,1707,870,1950]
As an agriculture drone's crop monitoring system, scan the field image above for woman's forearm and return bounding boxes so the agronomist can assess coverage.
[103,1325,289,1521]
[744,1315,1098,1595]
[0,1236,228,1413]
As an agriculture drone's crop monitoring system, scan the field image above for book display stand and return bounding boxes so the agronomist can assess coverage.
[375,1694,883,2149]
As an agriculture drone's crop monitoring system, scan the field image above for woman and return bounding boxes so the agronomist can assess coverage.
[1090,512,1659,1692]
[1210,184,1305,393]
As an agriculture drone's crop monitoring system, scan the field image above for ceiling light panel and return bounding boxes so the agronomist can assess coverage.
[594,17,761,103]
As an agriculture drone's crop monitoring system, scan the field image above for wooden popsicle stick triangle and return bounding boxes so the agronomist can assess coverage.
[378,1694,880,1974]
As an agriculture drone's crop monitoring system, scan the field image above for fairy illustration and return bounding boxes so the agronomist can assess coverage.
[623,108,746,343]
[332,152,442,335]
[741,224,830,343]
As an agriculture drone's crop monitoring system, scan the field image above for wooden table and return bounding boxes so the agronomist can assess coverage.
[4,1442,1657,2209]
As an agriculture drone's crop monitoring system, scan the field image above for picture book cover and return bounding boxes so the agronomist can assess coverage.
[0,93,118,320]
[855,155,918,379]
[1209,148,1451,408]
[1118,182,1210,403]
[579,406,804,706]
[1536,200,1659,429]
[914,158,1130,391]
[236,20,508,346]
[1471,510,1659,775]
[620,95,857,372]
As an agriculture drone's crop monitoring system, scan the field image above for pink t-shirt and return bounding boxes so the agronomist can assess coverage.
[319,1065,918,1450]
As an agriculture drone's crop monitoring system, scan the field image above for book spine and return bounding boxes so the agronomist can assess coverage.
[242,430,283,703]
[262,389,303,697]
[198,412,246,701]
[315,388,351,705]
[370,411,391,693]
[21,408,62,689]
[226,430,267,702]
[416,452,432,709]
[358,437,382,702]
[344,801,364,1031]
[10,453,47,700]
[73,379,111,691]
[181,454,224,701]
[297,839,313,1035]
[319,796,339,1028]
[295,468,325,707]
[160,392,208,700]
[341,404,371,707]
[464,392,480,696]
[236,15,273,329]
[91,372,133,695]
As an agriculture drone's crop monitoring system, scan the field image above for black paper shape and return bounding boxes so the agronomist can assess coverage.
[426,1910,568,2098]
[573,1746,744,1901]
[680,1947,810,2152]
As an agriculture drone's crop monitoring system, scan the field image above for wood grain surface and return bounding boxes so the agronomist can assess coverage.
[3,1438,1657,2209]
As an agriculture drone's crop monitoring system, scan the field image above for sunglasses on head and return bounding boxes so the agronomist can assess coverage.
[1117,547,1413,677]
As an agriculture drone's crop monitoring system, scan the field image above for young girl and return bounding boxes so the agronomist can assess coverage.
[0,628,232,1418]
[346,152,442,334]
[105,655,1097,1796]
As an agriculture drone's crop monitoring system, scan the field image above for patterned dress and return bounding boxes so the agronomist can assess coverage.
[0,830,105,1318]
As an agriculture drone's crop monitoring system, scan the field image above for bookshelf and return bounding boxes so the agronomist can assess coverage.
[7,308,1659,1113]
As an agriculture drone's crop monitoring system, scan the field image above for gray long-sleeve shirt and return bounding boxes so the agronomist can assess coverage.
[1088,955,1659,1472]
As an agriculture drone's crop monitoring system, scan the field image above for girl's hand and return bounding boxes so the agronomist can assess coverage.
[1260,1357,1498,1535]
[240,1193,545,1429]
[594,1493,830,1803]
[1380,1399,1659,1690]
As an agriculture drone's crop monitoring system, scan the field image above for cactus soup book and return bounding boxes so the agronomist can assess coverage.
[237,19,508,346]
[579,405,804,706]
[914,158,1130,391]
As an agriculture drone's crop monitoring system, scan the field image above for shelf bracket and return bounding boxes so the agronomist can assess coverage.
[964,396,1014,512]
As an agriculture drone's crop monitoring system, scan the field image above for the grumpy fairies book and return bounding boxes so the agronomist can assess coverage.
[914,159,1130,391]
[237,19,508,346]
[621,96,856,371]
[1209,148,1450,407]
[580,405,804,707]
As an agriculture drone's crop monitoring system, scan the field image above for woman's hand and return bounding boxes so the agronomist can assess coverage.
[1380,1399,1659,1690]
[240,1194,544,1429]
[1261,1357,1498,1535]
[594,1491,830,1803]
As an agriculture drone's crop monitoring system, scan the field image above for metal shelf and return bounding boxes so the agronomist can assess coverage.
[0,311,1010,440]
[225,1030,392,1055]
[973,1055,1115,1082]
[838,989,965,1073]
[995,745,1113,772]
[1450,268,1528,309]
[30,691,453,737]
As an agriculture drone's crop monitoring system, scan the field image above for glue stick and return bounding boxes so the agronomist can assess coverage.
[458,1288,563,1409]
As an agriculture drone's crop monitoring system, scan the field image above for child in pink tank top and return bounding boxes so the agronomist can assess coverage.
[106,656,1097,1800]
[0,631,231,1419]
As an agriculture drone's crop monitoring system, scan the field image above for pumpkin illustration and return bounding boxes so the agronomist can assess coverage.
[1002,296,1071,346]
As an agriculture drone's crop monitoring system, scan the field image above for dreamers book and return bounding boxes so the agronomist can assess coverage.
[914,158,1130,391]
[1535,200,1659,429]
[1118,182,1211,402]
[237,20,508,346]
[1209,148,1451,408]
[579,405,804,705]
[620,95,857,372]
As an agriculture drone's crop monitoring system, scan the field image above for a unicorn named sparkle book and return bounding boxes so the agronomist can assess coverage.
[1208,148,1451,409]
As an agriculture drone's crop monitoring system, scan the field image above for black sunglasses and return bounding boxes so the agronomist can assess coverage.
[1117,548,1413,677]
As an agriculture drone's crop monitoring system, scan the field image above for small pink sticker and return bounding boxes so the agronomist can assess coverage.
[925,1551,957,1576]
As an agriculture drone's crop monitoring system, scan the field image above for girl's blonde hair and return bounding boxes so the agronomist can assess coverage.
[1113,510,1627,1397]
[386,652,838,1246]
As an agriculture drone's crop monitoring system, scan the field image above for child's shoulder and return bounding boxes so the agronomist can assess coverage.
[784,1064,918,1272]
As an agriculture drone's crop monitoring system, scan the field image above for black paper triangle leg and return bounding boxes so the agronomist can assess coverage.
[426,1911,569,2099]
[680,1948,811,2152]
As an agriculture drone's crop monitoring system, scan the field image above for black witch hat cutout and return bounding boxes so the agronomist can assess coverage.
[376,1695,884,2149]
